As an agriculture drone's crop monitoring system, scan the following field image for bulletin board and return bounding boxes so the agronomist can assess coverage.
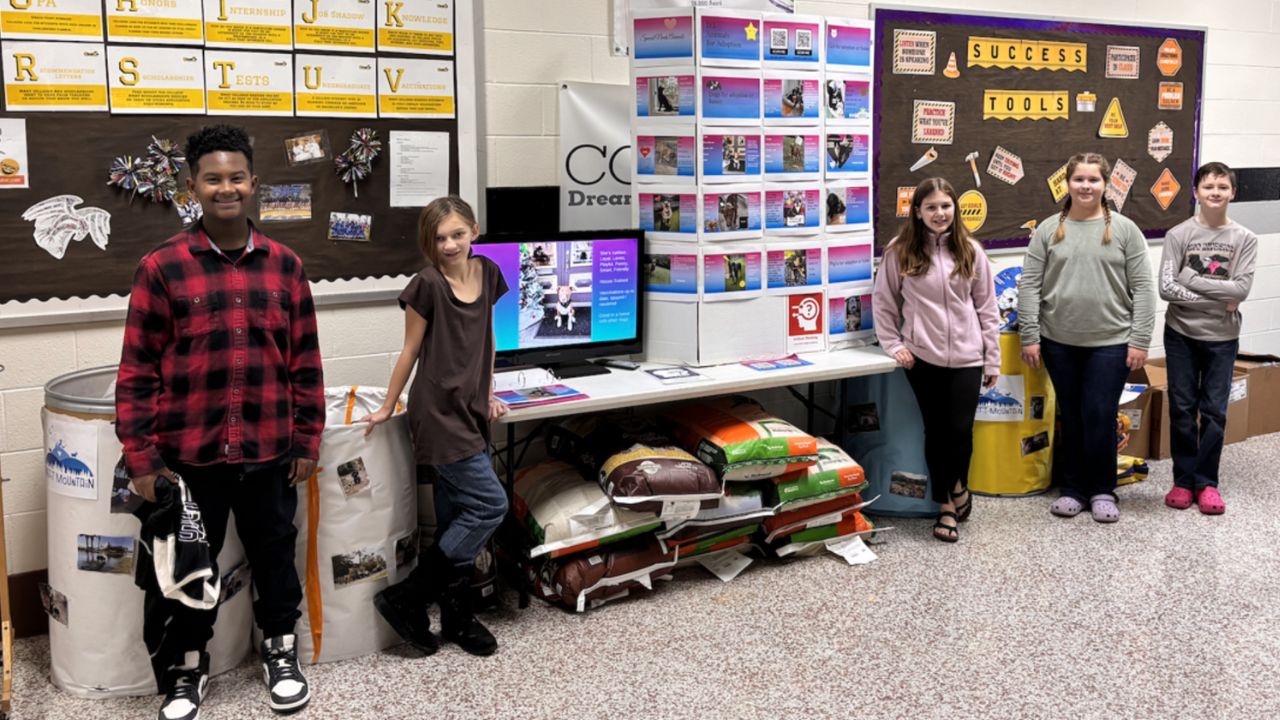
[872,7,1205,252]
[0,0,478,307]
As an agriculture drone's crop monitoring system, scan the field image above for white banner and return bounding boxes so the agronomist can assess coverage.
[559,81,632,232]
[613,0,793,55]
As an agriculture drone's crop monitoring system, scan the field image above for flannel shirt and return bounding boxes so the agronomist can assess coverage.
[116,224,324,477]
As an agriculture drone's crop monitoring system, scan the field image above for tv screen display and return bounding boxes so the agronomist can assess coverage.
[472,230,644,367]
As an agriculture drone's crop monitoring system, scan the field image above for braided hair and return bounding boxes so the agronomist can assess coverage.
[1053,152,1112,245]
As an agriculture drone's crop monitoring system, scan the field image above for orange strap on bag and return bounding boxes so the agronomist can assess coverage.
[304,471,323,663]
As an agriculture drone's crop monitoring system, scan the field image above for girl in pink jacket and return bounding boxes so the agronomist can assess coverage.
[873,177,1001,542]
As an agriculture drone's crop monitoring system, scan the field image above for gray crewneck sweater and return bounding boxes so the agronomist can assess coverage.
[1017,212,1156,348]
[1158,217,1257,342]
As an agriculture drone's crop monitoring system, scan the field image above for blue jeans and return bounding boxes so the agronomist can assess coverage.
[430,451,508,568]
[1163,327,1237,489]
[1040,337,1130,502]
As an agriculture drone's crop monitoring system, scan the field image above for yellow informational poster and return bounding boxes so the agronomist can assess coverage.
[294,0,375,52]
[108,46,204,114]
[295,53,376,117]
[982,89,1068,120]
[377,56,453,118]
[1,0,102,41]
[204,49,293,116]
[106,0,203,45]
[376,0,453,56]
[204,0,292,49]
[2,40,107,111]
[967,36,1086,72]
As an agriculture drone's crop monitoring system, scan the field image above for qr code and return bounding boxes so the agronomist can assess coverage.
[770,28,788,54]
[795,29,813,56]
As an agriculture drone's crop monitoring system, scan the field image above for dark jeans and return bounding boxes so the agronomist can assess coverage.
[904,360,983,504]
[426,450,508,568]
[1039,337,1130,502]
[1163,327,1237,489]
[166,460,302,651]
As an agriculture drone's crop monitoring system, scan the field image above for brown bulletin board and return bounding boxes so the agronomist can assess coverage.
[0,114,458,303]
[872,7,1205,252]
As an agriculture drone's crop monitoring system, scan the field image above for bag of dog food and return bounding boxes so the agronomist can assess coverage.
[770,438,867,510]
[664,396,818,481]
[773,509,877,557]
[762,493,865,543]
[533,536,678,612]
[514,460,662,558]
[656,482,775,545]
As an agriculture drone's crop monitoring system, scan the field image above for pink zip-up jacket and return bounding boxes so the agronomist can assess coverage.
[873,233,1001,376]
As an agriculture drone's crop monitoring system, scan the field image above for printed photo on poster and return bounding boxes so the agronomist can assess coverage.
[763,74,819,123]
[636,71,695,118]
[259,184,312,222]
[825,132,869,175]
[828,290,874,347]
[285,130,330,165]
[825,182,871,232]
[700,187,761,239]
[109,456,144,514]
[77,534,135,575]
[889,470,928,498]
[337,456,372,496]
[46,418,99,500]
[1021,431,1050,456]
[395,528,420,570]
[765,132,820,180]
[764,185,820,234]
[699,130,762,181]
[976,375,1026,422]
[332,544,389,588]
[219,561,251,604]
[644,244,699,300]
[637,189,697,237]
[766,245,822,293]
[826,76,870,122]
[40,582,69,627]
[0,118,30,189]
[635,131,695,183]
[328,212,372,242]
[701,247,763,301]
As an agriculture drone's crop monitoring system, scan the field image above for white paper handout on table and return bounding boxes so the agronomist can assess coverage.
[0,118,30,189]
[827,534,877,565]
[23,195,111,259]
[697,549,754,582]
[389,130,449,208]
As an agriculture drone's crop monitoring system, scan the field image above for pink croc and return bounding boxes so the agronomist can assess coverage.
[1165,486,1194,510]
[1196,487,1225,515]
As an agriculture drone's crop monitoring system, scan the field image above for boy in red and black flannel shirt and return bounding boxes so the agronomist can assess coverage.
[116,125,323,720]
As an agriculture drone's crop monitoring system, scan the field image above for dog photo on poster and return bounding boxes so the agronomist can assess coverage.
[872,8,1204,253]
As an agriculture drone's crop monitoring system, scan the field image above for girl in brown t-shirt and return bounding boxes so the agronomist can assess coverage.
[363,195,508,658]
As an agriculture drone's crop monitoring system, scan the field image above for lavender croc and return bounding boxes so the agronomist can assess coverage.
[1050,496,1085,517]
[1089,494,1120,523]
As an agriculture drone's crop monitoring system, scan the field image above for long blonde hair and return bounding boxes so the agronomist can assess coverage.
[892,177,977,280]
[417,195,478,267]
[1054,152,1113,244]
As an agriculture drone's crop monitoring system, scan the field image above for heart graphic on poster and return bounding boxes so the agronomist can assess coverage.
[664,17,677,29]
[639,147,651,158]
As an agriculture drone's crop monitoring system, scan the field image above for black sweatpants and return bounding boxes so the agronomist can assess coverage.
[904,360,984,504]
[164,459,303,651]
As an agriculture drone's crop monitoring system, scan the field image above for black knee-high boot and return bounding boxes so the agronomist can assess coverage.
[440,568,497,657]
[373,544,452,654]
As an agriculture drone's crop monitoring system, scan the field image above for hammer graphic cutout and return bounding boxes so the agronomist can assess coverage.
[965,151,982,188]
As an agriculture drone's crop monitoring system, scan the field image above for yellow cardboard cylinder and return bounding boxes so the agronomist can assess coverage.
[968,332,1056,496]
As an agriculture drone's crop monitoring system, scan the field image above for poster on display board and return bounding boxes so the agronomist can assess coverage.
[698,127,761,183]
[0,0,101,40]
[763,130,819,181]
[629,9,696,68]
[2,41,108,112]
[761,14,821,69]
[824,74,871,124]
[634,127,696,185]
[827,286,875,348]
[561,81,632,231]
[636,185,698,240]
[698,184,762,241]
[377,0,454,55]
[824,180,872,233]
[644,240,701,301]
[763,182,820,235]
[762,71,820,125]
[377,57,456,119]
[204,50,294,116]
[202,0,292,49]
[698,67,761,126]
[765,240,822,295]
[824,17,873,72]
[696,9,761,68]
[105,0,203,45]
[295,53,377,118]
[700,243,763,301]
[873,7,1204,252]
[107,46,206,115]
[824,129,870,178]
[825,236,872,287]
[294,0,376,52]
[786,291,825,353]
[0,119,30,189]
[634,67,697,121]
[614,0,793,57]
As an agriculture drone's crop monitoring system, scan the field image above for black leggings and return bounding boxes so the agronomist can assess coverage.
[904,361,983,504]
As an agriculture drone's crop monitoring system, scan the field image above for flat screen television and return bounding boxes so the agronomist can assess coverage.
[472,229,646,377]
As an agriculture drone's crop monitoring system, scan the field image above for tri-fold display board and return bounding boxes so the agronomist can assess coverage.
[872,8,1204,252]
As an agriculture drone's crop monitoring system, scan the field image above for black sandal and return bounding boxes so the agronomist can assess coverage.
[933,511,959,543]
[952,486,973,523]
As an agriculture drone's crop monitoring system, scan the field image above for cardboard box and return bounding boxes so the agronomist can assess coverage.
[1151,362,1249,459]
[1235,354,1280,438]
[1120,362,1167,460]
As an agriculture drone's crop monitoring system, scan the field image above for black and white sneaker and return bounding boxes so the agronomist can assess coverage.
[158,651,209,720]
[260,634,310,714]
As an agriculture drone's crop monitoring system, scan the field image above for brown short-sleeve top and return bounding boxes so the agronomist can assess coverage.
[398,257,508,466]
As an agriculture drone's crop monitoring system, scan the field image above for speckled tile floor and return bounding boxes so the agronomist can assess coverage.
[10,436,1280,720]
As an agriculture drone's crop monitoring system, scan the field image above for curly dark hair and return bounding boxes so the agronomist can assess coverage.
[184,124,253,174]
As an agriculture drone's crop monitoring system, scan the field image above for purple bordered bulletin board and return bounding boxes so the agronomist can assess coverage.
[872,8,1204,252]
